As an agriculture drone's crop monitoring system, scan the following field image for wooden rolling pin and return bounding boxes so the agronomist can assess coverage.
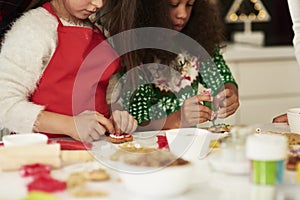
[0,144,95,171]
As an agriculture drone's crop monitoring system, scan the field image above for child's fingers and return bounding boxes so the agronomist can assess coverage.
[110,110,138,134]
[96,113,115,134]
[196,94,212,103]
[91,124,107,140]
[126,118,138,133]
[112,110,124,133]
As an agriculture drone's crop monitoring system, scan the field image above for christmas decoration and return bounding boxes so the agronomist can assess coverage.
[225,0,271,45]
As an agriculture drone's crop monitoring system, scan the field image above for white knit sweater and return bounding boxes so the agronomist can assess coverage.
[288,0,300,66]
[0,7,93,133]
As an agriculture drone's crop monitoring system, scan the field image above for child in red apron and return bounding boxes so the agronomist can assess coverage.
[0,0,137,141]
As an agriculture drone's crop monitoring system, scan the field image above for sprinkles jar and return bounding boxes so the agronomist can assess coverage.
[246,134,287,185]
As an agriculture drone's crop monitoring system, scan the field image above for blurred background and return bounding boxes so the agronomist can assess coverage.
[219,0,300,126]
[220,0,293,46]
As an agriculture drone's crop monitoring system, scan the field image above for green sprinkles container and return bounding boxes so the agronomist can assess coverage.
[246,134,287,185]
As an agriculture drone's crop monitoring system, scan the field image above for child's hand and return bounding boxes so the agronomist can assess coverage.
[272,113,288,123]
[180,94,214,127]
[214,83,239,118]
[73,110,115,142]
[110,110,138,134]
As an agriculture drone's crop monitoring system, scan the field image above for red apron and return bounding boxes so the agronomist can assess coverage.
[31,2,120,137]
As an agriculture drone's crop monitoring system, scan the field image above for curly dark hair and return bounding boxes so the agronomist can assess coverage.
[101,0,225,69]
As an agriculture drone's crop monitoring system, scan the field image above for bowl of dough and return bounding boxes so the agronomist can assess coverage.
[112,143,194,197]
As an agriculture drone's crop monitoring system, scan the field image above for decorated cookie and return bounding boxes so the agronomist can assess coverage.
[107,133,133,144]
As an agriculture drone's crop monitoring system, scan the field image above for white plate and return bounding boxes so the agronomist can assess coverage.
[91,128,228,169]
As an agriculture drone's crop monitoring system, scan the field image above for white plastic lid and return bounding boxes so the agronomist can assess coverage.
[246,134,287,161]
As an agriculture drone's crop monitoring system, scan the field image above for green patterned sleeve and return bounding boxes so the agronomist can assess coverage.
[119,67,182,125]
[213,48,238,88]
[124,84,155,125]
[199,47,238,96]
[124,84,182,125]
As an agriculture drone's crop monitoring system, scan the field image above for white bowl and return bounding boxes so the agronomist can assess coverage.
[2,133,48,147]
[165,128,225,160]
[287,108,300,134]
[119,163,194,197]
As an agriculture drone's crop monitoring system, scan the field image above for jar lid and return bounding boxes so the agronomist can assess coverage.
[246,134,287,160]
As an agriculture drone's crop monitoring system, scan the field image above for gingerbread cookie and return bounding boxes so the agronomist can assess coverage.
[82,169,110,181]
[285,133,300,146]
[107,133,133,144]
[67,169,110,189]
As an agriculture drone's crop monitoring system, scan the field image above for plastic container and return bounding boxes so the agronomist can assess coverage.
[208,126,252,175]
[220,126,252,162]
[246,134,287,185]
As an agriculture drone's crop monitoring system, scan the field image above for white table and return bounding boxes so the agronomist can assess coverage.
[0,149,297,200]
[0,124,298,200]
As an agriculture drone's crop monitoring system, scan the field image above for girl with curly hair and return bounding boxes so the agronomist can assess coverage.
[102,0,239,130]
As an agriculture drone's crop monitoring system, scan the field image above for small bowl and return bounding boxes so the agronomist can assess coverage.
[2,133,48,147]
[165,128,222,160]
[287,108,300,134]
[119,163,194,197]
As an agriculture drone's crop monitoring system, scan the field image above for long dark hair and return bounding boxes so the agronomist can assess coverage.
[101,0,225,69]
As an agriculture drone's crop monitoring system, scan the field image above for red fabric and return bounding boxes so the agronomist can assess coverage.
[30,3,120,137]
